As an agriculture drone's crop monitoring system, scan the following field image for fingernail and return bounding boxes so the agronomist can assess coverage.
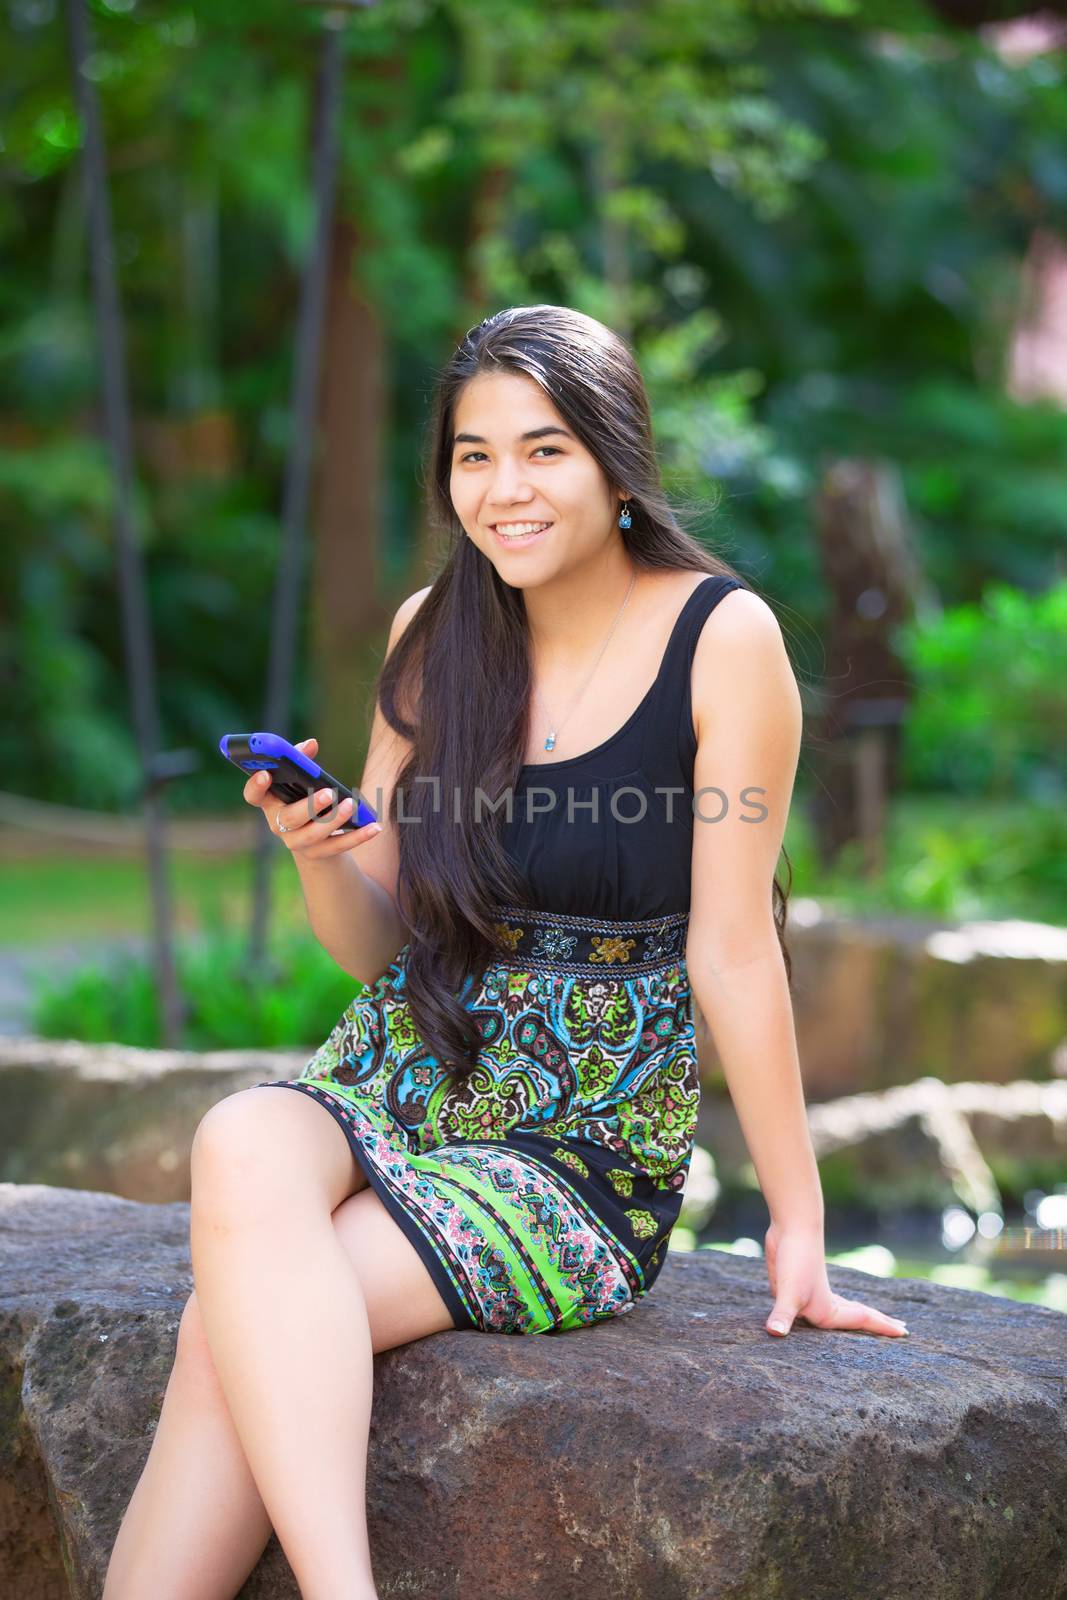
[368,822,382,834]
[769,1321,788,1334]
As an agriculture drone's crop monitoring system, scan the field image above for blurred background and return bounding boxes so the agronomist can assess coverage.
[2,0,1065,1310]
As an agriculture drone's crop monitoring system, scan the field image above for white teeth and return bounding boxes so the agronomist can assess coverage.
[495,521,551,538]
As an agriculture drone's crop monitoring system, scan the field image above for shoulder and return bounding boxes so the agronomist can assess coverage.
[697,580,779,646]
[377,585,434,726]
[691,583,801,744]
[387,584,433,649]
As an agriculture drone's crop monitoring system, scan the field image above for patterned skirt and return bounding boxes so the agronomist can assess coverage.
[254,903,698,1335]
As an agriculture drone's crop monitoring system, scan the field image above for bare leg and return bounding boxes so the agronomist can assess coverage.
[188,1088,378,1599]
[101,1289,277,1600]
[102,1087,456,1600]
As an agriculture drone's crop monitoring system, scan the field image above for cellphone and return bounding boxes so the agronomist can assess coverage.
[218,732,378,833]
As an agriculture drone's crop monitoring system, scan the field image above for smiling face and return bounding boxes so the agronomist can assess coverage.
[450,370,625,584]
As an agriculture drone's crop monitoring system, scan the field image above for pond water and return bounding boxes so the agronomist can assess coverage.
[691,1195,1067,1302]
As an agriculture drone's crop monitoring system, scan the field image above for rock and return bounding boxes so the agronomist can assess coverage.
[697,1075,1067,1215]
[0,1036,307,1202]
[759,904,1067,1097]
[2,1184,1066,1600]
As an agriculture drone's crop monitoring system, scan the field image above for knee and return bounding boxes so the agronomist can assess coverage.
[189,1088,288,1210]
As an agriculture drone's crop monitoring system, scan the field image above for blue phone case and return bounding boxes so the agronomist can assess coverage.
[218,732,378,833]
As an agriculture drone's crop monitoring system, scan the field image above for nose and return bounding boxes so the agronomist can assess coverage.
[485,460,536,507]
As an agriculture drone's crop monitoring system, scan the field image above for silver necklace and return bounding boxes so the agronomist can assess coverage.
[532,568,637,752]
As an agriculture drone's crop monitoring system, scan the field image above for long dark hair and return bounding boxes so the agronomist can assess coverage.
[375,305,794,1083]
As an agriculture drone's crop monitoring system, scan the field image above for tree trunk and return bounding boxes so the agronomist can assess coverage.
[808,457,925,873]
[308,214,391,778]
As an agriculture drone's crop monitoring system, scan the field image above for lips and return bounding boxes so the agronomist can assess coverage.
[490,520,554,549]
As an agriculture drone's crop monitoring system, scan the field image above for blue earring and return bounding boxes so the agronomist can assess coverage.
[618,499,632,529]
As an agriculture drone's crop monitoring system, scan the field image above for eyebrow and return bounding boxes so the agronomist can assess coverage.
[452,425,576,448]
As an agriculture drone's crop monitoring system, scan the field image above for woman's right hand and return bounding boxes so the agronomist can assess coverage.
[242,736,383,861]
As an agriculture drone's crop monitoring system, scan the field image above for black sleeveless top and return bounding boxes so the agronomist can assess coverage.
[501,574,748,921]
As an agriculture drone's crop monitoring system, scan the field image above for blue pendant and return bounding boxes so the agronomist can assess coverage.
[544,734,556,750]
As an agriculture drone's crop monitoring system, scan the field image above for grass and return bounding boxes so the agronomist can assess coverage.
[0,839,307,948]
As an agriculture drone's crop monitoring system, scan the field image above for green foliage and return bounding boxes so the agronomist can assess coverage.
[2,0,1065,828]
[28,907,366,1052]
[786,796,1067,924]
[695,24,1067,610]
[0,444,290,809]
[898,579,1067,800]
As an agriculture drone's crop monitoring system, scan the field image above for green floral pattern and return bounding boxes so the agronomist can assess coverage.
[261,938,695,1334]
[551,1146,590,1179]
[625,1208,658,1240]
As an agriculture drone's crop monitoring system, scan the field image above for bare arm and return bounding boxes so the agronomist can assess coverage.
[685,589,909,1343]
[246,585,431,987]
[293,848,409,991]
[684,588,819,1228]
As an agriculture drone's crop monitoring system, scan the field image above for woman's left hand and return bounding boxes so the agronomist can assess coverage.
[763,1220,910,1339]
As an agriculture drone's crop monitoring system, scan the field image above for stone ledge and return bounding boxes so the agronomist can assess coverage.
[0,1036,308,1202]
[2,1183,1065,1599]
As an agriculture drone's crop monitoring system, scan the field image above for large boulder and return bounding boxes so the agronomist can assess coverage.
[2,1183,1065,1600]
[772,905,1067,1097]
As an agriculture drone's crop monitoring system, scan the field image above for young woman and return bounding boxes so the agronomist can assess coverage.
[104,305,907,1600]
